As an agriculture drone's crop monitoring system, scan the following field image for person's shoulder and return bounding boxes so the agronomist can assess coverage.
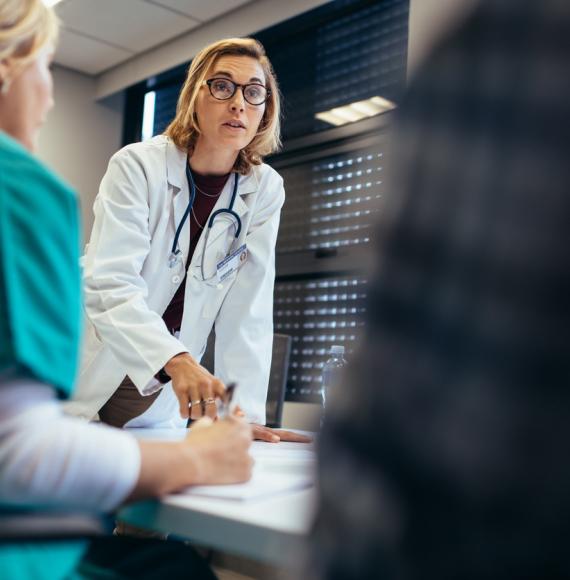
[107,135,178,183]
[253,163,284,200]
[111,135,170,163]
[0,134,79,282]
[0,131,27,162]
[0,131,49,179]
[248,163,285,213]
[0,132,75,201]
[255,162,283,185]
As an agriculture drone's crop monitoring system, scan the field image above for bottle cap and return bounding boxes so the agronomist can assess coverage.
[330,345,344,355]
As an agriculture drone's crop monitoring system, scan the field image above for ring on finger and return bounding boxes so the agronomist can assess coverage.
[190,399,202,408]
[204,397,216,405]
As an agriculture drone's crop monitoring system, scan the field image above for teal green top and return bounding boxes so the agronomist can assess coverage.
[0,542,88,580]
[0,131,82,398]
[0,133,87,578]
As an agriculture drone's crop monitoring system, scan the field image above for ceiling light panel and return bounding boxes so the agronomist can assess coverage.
[315,96,396,127]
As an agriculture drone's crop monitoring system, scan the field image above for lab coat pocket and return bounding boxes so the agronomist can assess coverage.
[201,270,237,319]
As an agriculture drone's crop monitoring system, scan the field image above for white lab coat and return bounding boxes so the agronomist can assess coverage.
[65,135,284,425]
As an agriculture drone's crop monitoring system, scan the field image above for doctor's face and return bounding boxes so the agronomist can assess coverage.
[195,55,267,155]
[0,44,54,152]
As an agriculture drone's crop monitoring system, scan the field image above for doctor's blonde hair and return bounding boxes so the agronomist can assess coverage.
[164,37,281,175]
[0,0,59,92]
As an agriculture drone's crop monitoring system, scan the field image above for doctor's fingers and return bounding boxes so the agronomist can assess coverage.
[189,383,205,420]
[200,371,225,399]
[176,389,191,420]
[199,376,226,420]
[172,375,209,419]
[203,384,219,420]
[251,424,281,443]
[189,377,224,420]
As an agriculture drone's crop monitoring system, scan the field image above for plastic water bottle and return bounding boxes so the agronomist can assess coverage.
[320,345,347,424]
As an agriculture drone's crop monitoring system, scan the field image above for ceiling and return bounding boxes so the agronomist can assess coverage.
[54,0,254,75]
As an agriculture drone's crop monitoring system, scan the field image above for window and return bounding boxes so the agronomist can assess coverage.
[256,0,408,140]
[276,141,386,255]
[270,119,390,402]
[275,274,368,402]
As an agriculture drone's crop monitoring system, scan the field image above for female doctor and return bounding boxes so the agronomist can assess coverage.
[66,38,308,442]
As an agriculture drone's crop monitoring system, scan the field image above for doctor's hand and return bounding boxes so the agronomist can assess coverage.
[182,416,253,484]
[231,405,313,443]
[251,424,313,444]
[165,353,225,421]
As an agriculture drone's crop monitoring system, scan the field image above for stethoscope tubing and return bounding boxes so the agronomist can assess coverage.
[169,163,241,269]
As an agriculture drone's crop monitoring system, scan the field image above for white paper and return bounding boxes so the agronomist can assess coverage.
[182,440,316,501]
[127,429,317,501]
[183,470,313,501]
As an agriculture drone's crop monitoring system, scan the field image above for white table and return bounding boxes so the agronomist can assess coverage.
[118,429,317,566]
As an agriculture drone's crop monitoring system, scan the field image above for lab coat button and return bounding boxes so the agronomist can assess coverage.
[217,283,223,290]
[172,275,181,284]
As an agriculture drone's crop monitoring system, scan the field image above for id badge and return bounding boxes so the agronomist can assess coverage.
[216,244,247,283]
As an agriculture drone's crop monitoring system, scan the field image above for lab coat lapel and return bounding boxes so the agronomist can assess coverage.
[166,139,191,267]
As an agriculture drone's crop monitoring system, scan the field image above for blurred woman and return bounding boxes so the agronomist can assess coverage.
[0,1,251,578]
[67,37,308,443]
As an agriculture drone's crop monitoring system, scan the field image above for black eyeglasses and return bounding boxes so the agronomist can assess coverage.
[204,78,270,106]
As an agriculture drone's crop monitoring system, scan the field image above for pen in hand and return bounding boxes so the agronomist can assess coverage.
[217,382,237,419]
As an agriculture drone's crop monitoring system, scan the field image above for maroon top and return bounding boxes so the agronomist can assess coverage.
[162,170,230,334]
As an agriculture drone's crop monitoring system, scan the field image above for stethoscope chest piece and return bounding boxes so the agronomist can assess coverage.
[168,252,181,269]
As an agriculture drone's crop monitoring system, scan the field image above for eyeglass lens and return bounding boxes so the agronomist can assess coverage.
[208,78,267,105]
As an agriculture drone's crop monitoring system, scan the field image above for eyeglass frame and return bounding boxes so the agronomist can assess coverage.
[203,77,271,106]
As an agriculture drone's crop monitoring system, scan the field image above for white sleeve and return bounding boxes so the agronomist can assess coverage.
[83,149,186,393]
[0,379,140,512]
[214,177,285,425]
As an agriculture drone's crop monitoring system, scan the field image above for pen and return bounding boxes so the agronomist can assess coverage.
[217,382,237,419]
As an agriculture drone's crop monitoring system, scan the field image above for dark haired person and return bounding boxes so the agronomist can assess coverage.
[311,0,570,578]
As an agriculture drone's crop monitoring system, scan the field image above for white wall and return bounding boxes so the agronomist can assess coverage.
[37,65,124,240]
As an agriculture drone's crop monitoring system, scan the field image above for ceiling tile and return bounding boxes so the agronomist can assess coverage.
[54,27,134,75]
[145,0,252,22]
[56,0,200,53]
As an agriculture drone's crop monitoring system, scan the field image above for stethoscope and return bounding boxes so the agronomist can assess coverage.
[169,164,242,280]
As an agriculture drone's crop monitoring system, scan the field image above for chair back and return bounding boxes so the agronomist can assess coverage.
[200,332,292,427]
[266,334,291,427]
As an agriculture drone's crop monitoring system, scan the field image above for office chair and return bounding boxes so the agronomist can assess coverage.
[200,332,292,428]
[265,334,292,428]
